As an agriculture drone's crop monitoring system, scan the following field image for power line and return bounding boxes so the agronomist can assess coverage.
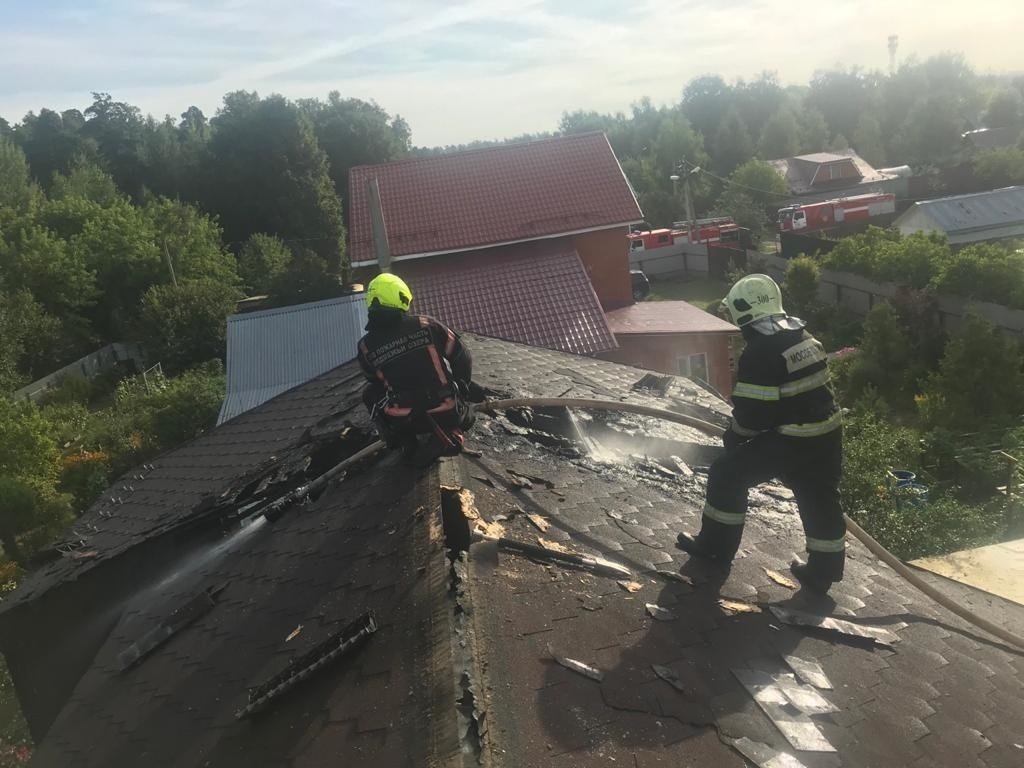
[678,159,791,200]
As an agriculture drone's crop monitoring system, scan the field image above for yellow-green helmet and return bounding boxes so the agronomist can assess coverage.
[366,273,413,312]
[722,274,784,326]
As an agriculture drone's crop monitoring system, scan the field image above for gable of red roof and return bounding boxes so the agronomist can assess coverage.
[348,133,643,264]
[398,239,617,356]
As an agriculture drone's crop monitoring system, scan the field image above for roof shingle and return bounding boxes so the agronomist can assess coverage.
[400,239,618,356]
[605,300,737,335]
[347,133,643,264]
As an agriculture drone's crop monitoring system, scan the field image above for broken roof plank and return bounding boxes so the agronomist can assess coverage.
[732,669,836,753]
[768,606,898,648]
[783,655,833,690]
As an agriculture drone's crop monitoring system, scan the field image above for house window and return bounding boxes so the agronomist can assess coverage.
[678,352,709,385]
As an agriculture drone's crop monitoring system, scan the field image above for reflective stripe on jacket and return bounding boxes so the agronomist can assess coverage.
[730,323,839,438]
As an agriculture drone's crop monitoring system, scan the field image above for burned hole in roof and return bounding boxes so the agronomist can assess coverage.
[440,486,474,559]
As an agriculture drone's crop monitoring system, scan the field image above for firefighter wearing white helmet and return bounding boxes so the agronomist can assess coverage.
[676,274,845,593]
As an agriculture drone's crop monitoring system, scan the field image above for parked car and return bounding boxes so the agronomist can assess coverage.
[630,269,651,301]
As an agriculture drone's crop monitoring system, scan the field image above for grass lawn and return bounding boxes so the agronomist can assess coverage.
[645,277,730,307]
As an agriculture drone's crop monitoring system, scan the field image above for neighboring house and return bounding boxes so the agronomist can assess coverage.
[894,186,1024,246]
[347,132,644,354]
[768,150,906,203]
[600,300,737,393]
[5,333,1024,767]
[217,294,367,424]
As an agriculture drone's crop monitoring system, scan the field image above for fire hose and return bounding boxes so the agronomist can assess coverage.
[277,396,1024,651]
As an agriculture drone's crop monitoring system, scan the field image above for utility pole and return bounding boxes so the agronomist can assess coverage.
[162,242,178,287]
[683,171,697,244]
[674,161,699,243]
[367,177,392,273]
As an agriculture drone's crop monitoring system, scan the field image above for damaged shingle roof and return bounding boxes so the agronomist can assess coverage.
[8,335,1024,768]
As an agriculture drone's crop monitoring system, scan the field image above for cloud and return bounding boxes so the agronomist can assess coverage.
[1,0,1022,144]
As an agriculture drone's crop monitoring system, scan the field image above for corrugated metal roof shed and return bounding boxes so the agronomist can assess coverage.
[896,186,1024,240]
[217,294,367,424]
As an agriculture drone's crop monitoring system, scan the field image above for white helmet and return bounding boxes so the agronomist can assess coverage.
[722,274,785,327]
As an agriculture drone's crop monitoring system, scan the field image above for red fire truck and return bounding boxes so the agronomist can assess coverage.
[628,218,738,254]
[777,192,896,233]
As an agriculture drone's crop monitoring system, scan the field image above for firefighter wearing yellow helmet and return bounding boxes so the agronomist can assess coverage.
[357,273,480,463]
[676,274,845,593]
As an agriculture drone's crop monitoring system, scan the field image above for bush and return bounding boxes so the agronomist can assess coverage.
[840,411,922,515]
[929,242,1024,309]
[849,495,1001,561]
[783,256,821,318]
[918,313,1024,431]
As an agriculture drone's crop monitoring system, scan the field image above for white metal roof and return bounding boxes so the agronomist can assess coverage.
[217,294,367,425]
[896,186,1024,236]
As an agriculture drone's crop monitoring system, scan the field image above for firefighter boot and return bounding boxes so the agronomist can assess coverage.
[676,533,731,566]
[789,560,835,595]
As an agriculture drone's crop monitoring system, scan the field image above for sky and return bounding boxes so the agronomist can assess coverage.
[1,0,1022,147]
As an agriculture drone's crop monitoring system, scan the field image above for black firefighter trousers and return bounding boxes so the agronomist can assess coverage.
[695,428,845,582]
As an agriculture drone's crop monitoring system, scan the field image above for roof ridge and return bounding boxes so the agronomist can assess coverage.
[350,131,608,173]
[916,185,1024,205]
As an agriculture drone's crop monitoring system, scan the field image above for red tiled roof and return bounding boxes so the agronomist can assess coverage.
[604,300,737,335]
[348,132,643,264]
[398,240,617,356]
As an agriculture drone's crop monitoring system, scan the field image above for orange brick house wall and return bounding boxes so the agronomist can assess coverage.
[573,227,633,311]
[598,331,735,395]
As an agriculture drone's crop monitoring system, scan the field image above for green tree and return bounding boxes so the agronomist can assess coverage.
[712,106,754,175]
[758,107,800,159]
[971,147,1024,189]
[69,199,164,337]
[846,302,913,406]
[713,159,788,242]
[851,115,886,167]
[897,95,966,167]
[82,92,148,198]
[143,197,240,288]
[796,106,829,153]
[270,246,343,305]
[299,92,411,203]
[983,87,1023,129]
[13,108,96,188]
[919,313,1024,431]
[0,223,97,317]
[0,288,61,390]
[50,157,121,206]
[204,92,346,276]
[0,138,37,211]
[807,68,878,143]
[681,75,731,140]
[238,233,292,294]
[138,281,242,373]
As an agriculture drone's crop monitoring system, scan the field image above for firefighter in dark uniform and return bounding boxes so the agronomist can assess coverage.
[357,273,476,459]
[676,274,845,593]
